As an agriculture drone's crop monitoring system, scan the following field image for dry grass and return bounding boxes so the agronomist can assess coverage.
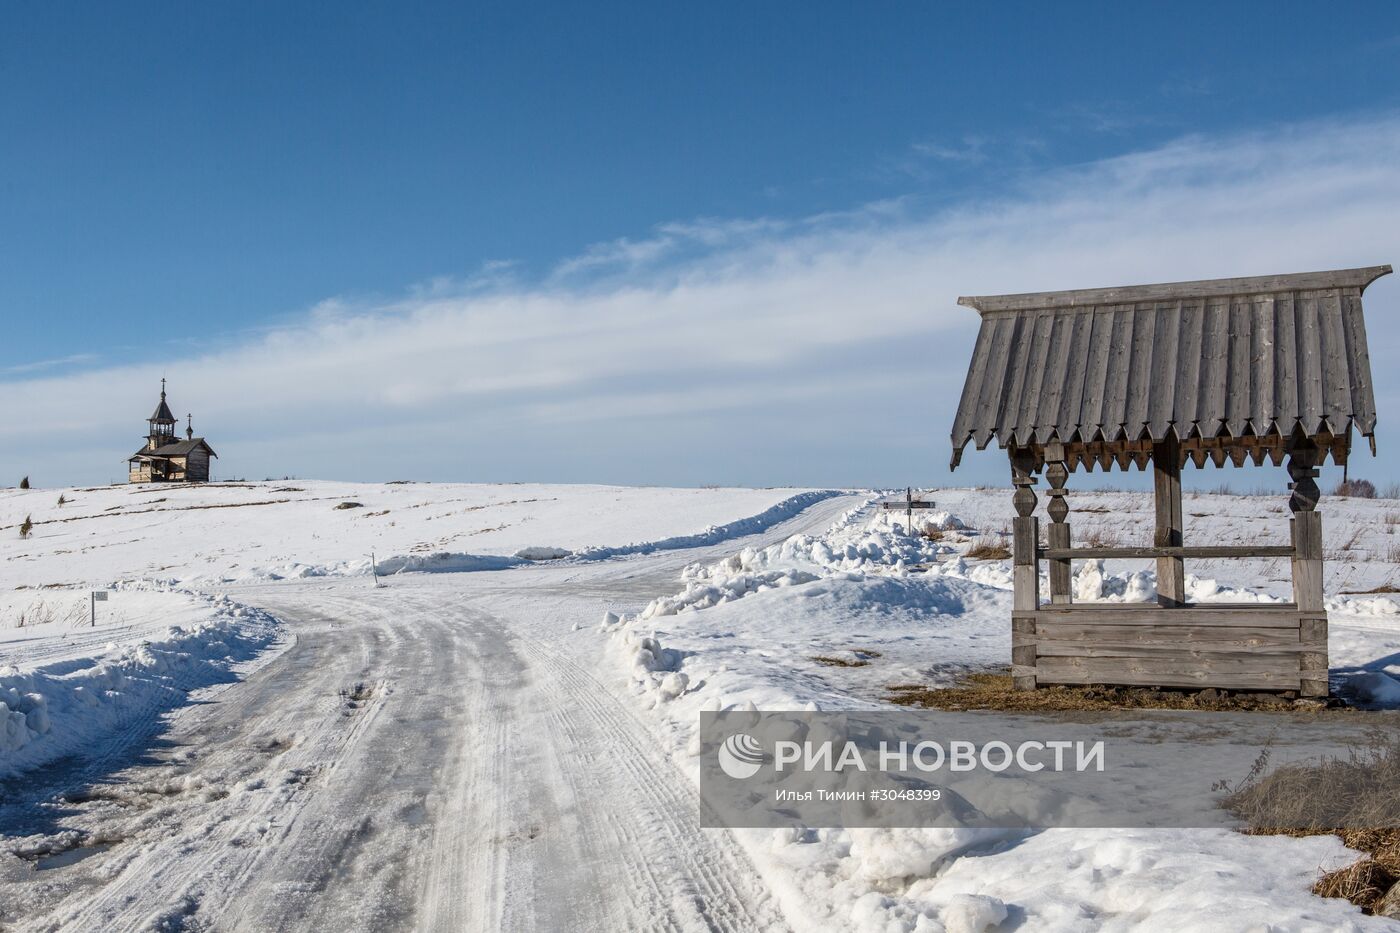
[1312,855,1396,912]
[886,671,1339,713]
[1225,737,1400,913]
[964,540,1011,561]
[8,597,87,630]
[1079,527,1122,549]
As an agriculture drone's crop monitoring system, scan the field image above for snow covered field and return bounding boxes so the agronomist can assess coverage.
[0,480,1397,931]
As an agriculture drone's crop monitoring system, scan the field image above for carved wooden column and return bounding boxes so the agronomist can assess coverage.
[1010,449,1040,690]
[1152,436,1186,608]
[1044,442,1072,604]
[1288,440,1328,697]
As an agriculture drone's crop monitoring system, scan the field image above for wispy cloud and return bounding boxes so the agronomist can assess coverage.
[910,136,989,164]
[1,353,98,377]
[7,114,1400,487]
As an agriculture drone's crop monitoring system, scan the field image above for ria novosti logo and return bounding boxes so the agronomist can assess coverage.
[717,733,764,779]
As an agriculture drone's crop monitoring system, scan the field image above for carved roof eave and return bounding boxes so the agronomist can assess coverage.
[948,424,1357,473]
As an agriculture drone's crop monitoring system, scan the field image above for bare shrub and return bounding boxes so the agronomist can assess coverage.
[1334,479,1378,498]
[1081,527,1122,548]
[14,597,88,629]
[19,515,33,539]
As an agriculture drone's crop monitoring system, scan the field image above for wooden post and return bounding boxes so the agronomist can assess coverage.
[1010,449,1040,690]
[1044,442,1072,604]
[1288,441,1328,697]
[1152,437,1186,608]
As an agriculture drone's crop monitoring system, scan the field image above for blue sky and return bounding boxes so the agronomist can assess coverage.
[3,3,1400,488]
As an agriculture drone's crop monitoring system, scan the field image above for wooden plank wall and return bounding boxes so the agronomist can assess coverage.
[1019,605,1324,695]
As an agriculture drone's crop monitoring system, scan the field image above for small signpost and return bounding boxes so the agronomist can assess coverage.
[91,590,108,627]
[882,487,936,533]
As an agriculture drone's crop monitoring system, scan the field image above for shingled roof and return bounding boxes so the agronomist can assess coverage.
[130,438,218,460]
[149,396,176,424]
[950,265,1391,470]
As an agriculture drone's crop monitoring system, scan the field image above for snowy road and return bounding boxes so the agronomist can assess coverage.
[0,493,861,932]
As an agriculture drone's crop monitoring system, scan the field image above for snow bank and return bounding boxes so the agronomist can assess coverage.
[599,498,1396,932]
[513,546,573,561]
[1342,671,1400,707]
[0,583,281,779]
[221,490,849,582]
[1329,594,1400,616]
[569,489,848,561]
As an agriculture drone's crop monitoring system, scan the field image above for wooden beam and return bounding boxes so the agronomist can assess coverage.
[1012,615,1037,691]
[957,265,1392,314]
[1039,545,1294,560]
[1033,606,1303,626]
[1153,438,1186,608]
[1010,449,1040,690]
[1045,454,1072,605]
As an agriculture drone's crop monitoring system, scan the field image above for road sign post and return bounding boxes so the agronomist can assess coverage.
[91,590,108,627]
[881,487,936,533]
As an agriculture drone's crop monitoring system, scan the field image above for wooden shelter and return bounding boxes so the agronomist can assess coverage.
[950,265,1391,697]
[128,380,218,483]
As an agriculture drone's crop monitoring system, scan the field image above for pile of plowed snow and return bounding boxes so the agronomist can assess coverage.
[600,492,1400,933]
[1,583,282,778]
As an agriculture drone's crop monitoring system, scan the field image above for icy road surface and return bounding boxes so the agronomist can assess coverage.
[0,493,860,932]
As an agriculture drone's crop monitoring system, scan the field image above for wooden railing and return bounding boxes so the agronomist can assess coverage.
[1038,545,1294,560]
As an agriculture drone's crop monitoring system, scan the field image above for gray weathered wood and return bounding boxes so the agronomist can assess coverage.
[1047,522,1072,604]
[957,266,1391,314]
[1152,438,1186,607]
[1036,641,1303,658]
[1038,654,1300,677]
[1039,545,1294,560]
[949,266,1372,698]
[1037,662,1301,691]
[950,266,1387,468]
[1012,516,1040,615]
[1291,512,1324,613]
[1034,606,1303,626]
[1035,624,1300,646]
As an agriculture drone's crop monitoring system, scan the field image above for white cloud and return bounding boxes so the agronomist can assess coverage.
[0,353,98,376]
[910,136,988,163]
[5,113,1400,488]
